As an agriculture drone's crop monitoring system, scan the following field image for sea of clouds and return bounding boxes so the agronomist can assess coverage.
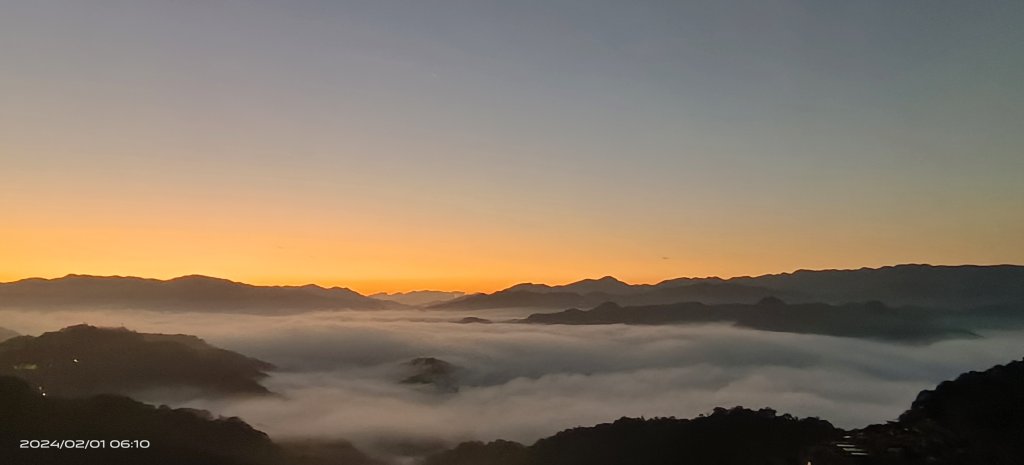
[2,308,1021,461]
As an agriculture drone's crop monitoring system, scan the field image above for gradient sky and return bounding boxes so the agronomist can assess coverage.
[2,0,1022,293]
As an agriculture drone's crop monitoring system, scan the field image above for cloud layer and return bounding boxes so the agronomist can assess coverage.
[2,308,1020,461]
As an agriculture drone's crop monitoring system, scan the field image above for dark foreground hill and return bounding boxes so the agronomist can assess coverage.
[426,408,839,465]
[0,274,393,313]
[0,376,379,465]
[426,356,1024,465]
[521,299,977,342]
[805,357,1024,464]
[431,265,1024,310]
[0,325,274,398]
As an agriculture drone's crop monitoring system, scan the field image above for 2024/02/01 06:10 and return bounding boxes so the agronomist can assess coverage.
[20,439,151,449]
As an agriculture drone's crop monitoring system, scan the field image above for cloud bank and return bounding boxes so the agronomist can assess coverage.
[2,308,1020,461]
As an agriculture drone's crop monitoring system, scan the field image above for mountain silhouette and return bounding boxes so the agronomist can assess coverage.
[430,265,1024,310]
[433,290,597,310]
[0,274,394,313]
[0,325,274,399]
[724,264,1024,309]
[0,374,277,465]
[520,299,978,342]
[399,357,460,393]
[455,316,493,324]
[425,407,839,465]
[804,357,1024,464]
[506,276,636,295]
[431,282,791,310]
[370,290,466,307]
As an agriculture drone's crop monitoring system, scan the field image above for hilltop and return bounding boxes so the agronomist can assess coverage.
[0,325,274,398]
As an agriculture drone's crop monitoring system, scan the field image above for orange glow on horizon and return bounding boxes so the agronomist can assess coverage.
[4,161,1021,294]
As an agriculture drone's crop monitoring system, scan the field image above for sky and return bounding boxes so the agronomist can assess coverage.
[2,0,1022,293]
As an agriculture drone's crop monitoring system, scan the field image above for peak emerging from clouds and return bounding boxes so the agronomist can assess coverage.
[0,324,274,399]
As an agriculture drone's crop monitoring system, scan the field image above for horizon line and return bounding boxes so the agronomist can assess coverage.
[3,262,1021,296]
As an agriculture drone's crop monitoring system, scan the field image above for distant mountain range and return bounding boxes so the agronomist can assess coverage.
[431,265,1024,310]
[0,325,274,398]
[425,356,1024,465]
[371,290,466,307]
[3,265,1022,314]
[519,298,986,342]
[0,274,396,313]
[432,281,791,310]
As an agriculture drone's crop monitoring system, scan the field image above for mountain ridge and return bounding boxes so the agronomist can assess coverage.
[519,299,986,342]
[0,274,397,313]
[431,264,1024,310]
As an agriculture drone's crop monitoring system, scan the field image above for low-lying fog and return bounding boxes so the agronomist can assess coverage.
[2,308,1021,460]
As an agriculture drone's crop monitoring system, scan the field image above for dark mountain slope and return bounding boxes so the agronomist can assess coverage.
[805,357,1024,464]
[728,264,1024,308]
[903,358,1024,437]
[425,408,839,465]
[0,376,379,465]
[0,325,274,398]
[0,375,278,465]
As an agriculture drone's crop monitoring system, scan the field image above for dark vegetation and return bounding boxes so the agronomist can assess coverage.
[805,357,1024,464]
[425,407,840,465]
[0,325,273,398]
[0,375,276,465]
